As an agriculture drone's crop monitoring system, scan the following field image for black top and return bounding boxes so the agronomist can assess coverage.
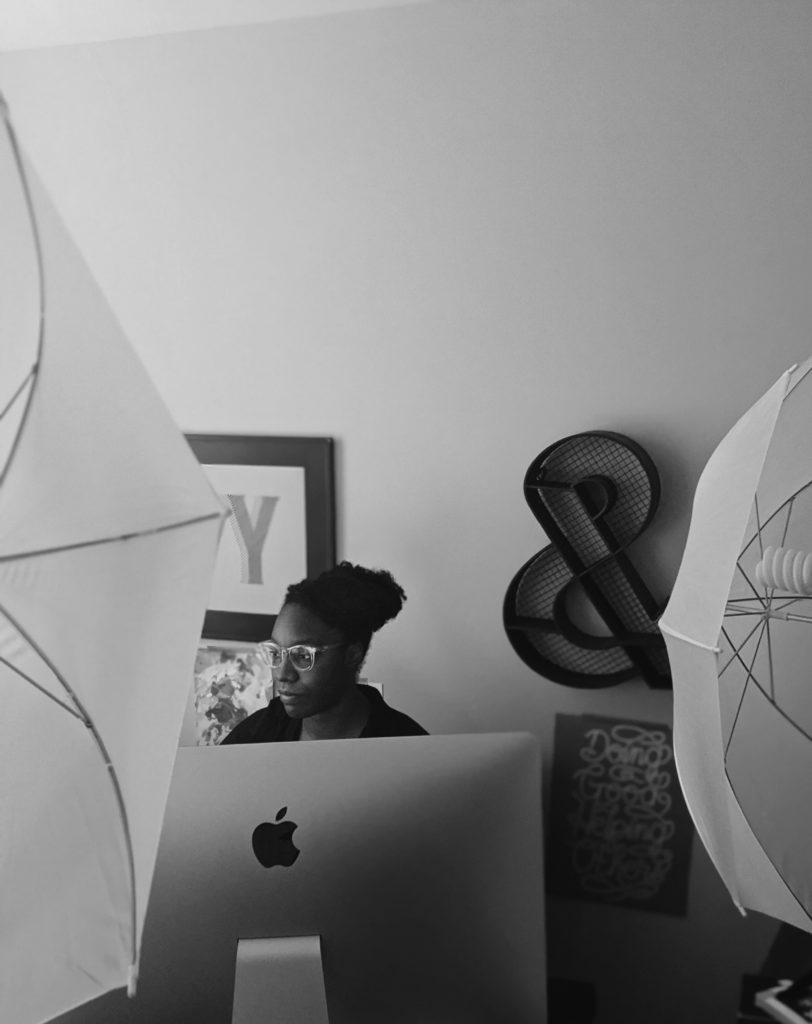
[221,683,428,744]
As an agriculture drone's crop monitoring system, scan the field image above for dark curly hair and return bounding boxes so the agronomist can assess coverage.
[283,561,406,652]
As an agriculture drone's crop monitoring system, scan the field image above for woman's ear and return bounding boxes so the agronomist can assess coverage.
[345,642,366,671]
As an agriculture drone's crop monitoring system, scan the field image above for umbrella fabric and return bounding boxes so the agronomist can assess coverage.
[0,107,224,1022]
[660,356,812,932]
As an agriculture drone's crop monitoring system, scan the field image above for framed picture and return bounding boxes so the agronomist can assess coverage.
[179,641,273,747]
[186,434,336,642]
[546,713,694,916]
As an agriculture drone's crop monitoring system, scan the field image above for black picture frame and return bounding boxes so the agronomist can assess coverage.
[186,434,336,642]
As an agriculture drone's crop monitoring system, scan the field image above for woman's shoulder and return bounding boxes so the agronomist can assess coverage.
[220,698,290,744]
[359,684,429,737]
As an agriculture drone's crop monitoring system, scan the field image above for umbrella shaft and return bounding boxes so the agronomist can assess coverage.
[727,602,812,624]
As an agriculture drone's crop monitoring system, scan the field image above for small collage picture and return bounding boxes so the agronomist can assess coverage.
[179,642,272,747]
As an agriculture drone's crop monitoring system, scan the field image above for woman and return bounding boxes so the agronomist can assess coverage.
[222,561,428,742]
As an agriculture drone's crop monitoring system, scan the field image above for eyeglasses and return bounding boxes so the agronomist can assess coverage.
[257,640,348,672]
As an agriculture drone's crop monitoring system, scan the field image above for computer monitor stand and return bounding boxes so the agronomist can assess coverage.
[231,935,330,1024]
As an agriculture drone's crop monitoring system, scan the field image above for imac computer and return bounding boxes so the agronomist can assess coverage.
[51,732,548,1024]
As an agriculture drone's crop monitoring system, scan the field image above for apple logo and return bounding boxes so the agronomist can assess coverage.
[252,807,300,868]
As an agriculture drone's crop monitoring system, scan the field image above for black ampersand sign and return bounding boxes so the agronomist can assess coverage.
[503,431,671,689]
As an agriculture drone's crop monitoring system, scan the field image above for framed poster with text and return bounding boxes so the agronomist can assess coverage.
[546,712,694,916]
[186,434,336,642]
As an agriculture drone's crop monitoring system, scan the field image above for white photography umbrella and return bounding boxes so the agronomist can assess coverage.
[0,98,224,1023]
[661,355,812,932]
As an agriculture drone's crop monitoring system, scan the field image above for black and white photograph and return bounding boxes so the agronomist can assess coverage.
[2,3,812,1023]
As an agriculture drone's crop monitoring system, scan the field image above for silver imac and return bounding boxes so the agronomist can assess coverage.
[51,732,548,1023]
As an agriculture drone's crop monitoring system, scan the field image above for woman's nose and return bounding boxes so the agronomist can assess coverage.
[275,652,298,683]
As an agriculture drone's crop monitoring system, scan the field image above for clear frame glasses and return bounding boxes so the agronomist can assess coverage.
[256,640,348,673]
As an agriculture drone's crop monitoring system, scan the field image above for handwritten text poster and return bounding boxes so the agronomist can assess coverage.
[547,713,694,915]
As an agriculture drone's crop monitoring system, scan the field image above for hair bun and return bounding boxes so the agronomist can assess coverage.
[331,562,406,632]
[283,560,406,645]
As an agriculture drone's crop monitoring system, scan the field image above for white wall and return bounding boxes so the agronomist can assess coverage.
[2,2,812,1020]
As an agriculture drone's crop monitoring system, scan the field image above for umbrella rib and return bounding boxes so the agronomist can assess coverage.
[754,494,765,561]
[0,509,223,564]
[722,629,812,745]
[733,561,766,609]
[771,595,812,611]
[0,597,139,977]
[779,495,795,549]
[732,495,769,611]
[722,617,768,758]
[0,364,38,424]
[727,598,812,624]
[739,481,812,562]
[0,649,83,719]
[719,617,765,677]
[0,100,45,497]
[765,612,775,702]
[756,682,812,745]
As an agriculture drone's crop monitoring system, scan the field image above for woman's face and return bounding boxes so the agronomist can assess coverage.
[270,602,359,720]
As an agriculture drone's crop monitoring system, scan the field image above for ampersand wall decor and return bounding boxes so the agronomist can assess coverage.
[503,431,671,689]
